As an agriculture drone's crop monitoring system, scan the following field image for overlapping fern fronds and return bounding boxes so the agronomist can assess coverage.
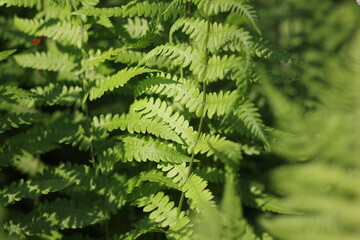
[0,0,299,239]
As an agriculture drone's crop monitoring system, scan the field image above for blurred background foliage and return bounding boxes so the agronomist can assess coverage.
[255,0,360,102]
[254,1,360,240]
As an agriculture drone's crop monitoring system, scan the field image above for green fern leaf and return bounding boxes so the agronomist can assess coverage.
[136,76,238,118]
[89,67,156,100]
[117,219,163,240]
[175,0,260,33]
[194,166,225,183]
[206,55,246,81]
[80,47,128,72]
[0,49,16,61]
[132,191,192,236]
[138,169,181,191]
[157,162,189,186]
[30,199,104,230]
[0,162,92,206]
[182,174,217,214]
[92,112,183,144]
[116,49,176,70]
[0,16,32,46]
[14,52,77,72]
[0,178,71,207]
[130,97,196,146]
[0,116,85,166]
[0,112,47,133]
[75,1,184,20]
[121,135,191,163]
[240,179,299,214]
[96,143,123,173]
[131,97,235,155]
[125,17,149,39]
[0,85,37,103]
[14,17,87,47]
[170,17,253,65]
[33,83,83,107]
[141,44,204,79]
[254,37,299,63]
[236,100,269,147]
[0,0,42,9]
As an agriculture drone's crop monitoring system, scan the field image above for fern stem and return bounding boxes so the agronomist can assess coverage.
[177,14,211,216]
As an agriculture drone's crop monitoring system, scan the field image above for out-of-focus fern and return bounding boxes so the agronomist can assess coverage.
[260,29,360,240]
[0,49,16,61]
[14,52,77,72]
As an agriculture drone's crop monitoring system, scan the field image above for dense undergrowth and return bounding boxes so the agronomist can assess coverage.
[0,0,359,240]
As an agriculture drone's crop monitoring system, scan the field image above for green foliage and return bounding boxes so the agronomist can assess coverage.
[0,49,16,61]
[89,67,157,100]
[0,0,282,238]
[14,52,77,72]
[14,17,87,47]
[2,0,357,240]
[0,0,42,9]
[260,26,360,240]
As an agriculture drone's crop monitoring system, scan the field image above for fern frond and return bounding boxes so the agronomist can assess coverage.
[216,0,260,33]
[206,54,246,81]
[131,97,234,155]
[233,100,269,147]
[96,143,123,173]
[0,85,37,103]
[33,83,82,107]
[0,112,47,133]
[170,17,208,47]
[80,47,127,72]
[130,97,195,144]
[92,112,183,144]
[121,135,191,164]
[29,199,104,231]
[155,163,218,234]
[141,44,204,78]
[0,49,16,61]
[138,170,181,191]
[0,17,32,48]
[0,116,84,166]
[175,0,260,33]
[0,0,42,9]
[89,67,156,100]
[170,17,253,63]
[238,101,268,145]
[157,162,189,186]
[194,166,225,183]
[209,140,242,171]
[134,75,178,97]
[60,124,92,151]
[254,37,299,63]
[115,49,145,66]
[132,192,191,232]
[117,219,163,240]
[219,172,248,240]
[14,52,77,72]
[75,1,184,20]
[0,162,92,206]
[116,50,176,70]
[0,178,70,207]
[182,174,217,214]
[125,17,149,39]
[239,179,299,214]
[14,17,87,47]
